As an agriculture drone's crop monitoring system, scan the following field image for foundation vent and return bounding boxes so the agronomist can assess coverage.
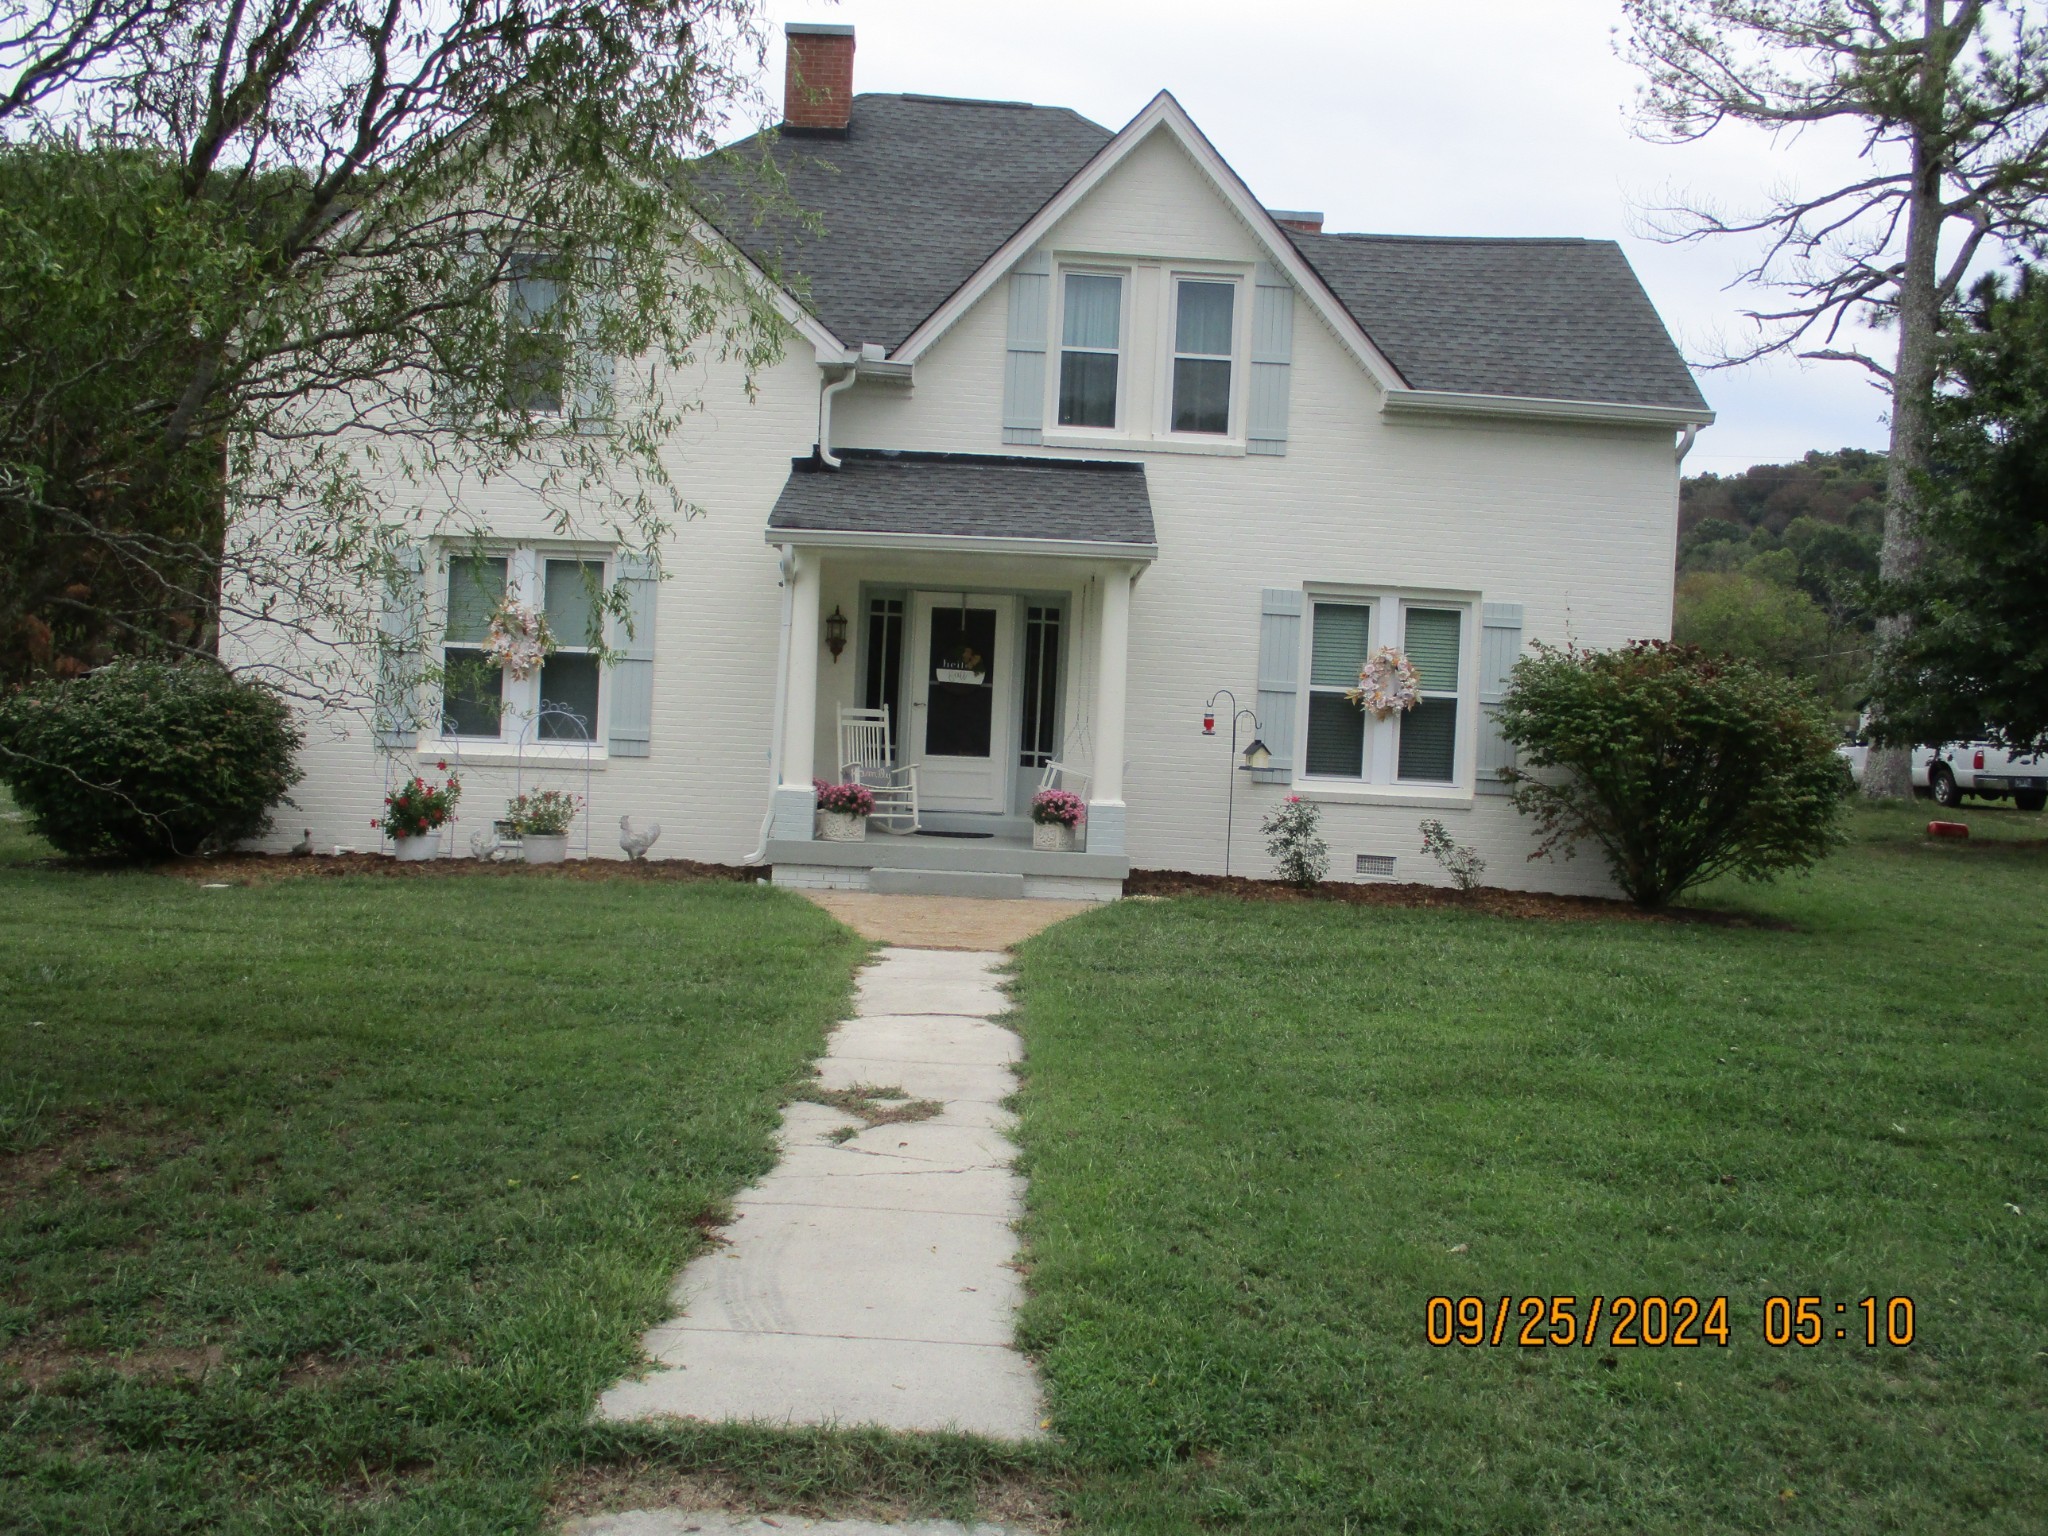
[1355,853,1396,879]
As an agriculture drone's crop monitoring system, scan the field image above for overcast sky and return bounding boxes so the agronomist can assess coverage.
[759,0,1916,476]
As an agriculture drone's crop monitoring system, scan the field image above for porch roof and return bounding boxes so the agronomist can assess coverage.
[767,449,1157,559]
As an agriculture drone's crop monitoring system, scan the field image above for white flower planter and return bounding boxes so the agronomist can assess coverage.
[818,809,868,843]
[521,832,569,865]
[392,833,441,862]
[1032,820,1077,852]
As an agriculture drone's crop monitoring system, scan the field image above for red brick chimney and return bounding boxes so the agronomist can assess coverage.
[784,23,855,134]
[1270,209,1325,234]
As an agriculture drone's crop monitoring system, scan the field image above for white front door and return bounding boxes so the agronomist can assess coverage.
[907,592,1017,813]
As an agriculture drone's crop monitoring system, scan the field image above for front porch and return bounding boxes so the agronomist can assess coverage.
[762,450,1155,901]
[767,829,1130,902]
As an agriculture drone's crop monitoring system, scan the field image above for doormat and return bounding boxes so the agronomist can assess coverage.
[916,829,995,839]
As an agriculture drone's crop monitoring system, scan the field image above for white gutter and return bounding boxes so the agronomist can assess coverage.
[1382,387,1717,430]
[762,527,1159,562]
[816,365,858,468]
[744,543,798,866]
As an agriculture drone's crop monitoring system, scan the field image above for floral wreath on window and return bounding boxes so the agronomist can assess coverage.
[484,597,556,680]
[1346,646,1421,720]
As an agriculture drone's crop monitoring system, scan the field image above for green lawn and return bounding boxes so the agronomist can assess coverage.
[1009,803,2048,1533]
[0,816,891,1532]
[5,802,2044,1534]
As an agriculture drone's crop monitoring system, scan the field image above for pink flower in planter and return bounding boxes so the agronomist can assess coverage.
[816,780,876,817]
[1031,789,1087,829]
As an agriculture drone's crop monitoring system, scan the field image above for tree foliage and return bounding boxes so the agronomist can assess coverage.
[1622,0,2048,797]
[0,0,791,697]
[1498,641,1849,909]
[0,659,303,856]
[1869,265,2048,749]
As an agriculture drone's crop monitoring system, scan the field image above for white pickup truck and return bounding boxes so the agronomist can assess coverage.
[1838,733,2048,811]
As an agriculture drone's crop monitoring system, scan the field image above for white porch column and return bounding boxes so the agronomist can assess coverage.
[771,549,822,841]
[1088,564,1133,854]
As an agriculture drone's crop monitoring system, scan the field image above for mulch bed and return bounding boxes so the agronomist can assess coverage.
[1124,867,1784,927]
[149,850,758,886]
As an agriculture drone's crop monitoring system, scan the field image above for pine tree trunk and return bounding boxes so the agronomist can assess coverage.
[1864,32,1948,801]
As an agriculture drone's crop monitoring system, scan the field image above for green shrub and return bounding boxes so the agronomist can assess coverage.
[1262,795,1329,888]
[0,661,303,857]
[1496,640,1848,908]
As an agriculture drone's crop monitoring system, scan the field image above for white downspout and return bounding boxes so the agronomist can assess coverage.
[817,364,857,468]
[1675,423,1701,464]
[745,543,798,866]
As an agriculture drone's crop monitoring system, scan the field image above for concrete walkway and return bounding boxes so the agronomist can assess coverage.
[564,1514,1020,1536]
[597,947,1043,1440]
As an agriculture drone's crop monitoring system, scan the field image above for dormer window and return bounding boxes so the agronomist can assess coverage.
[1057,272,1122,429]
[1170,277,1235,435]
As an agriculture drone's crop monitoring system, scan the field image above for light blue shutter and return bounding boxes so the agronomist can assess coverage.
[573,252,615,434]
[1002,249,1050,445]
[1476,602,1523,794]
[1252,587,1303,783]
[1247,263,1293,455]
[373,544,425,751]
[607,553,659,757]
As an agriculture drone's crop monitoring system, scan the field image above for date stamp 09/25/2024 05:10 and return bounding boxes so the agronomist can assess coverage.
[1426,1295,1919,1350]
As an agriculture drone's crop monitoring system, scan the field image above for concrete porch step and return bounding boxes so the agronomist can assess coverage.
[867,868,1028,900]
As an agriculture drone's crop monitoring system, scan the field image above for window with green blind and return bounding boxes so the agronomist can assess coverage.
[441,556,506,737]
[538,559,604,741]
[1305,601,1371,777]
[1397,607,1461,781]
[434,548,611,745]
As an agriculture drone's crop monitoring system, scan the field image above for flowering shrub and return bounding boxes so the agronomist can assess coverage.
[1496,640,1848,908]
[814,780,875,817]
[505,788,579,835]
[483,597,555,680]
[378,765,461,839]
[1419,817,1486,891]
[1261,794,1329,888]
[1031,789,1087,828]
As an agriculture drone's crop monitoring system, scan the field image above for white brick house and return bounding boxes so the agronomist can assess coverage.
[247,23,1712,900]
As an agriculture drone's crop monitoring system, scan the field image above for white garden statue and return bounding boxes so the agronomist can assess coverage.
[619,815,661,861]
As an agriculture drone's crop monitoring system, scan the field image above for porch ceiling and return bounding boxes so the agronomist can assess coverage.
[767,449,1157,559]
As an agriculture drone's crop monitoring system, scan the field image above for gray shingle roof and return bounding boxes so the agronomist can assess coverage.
[1286,232,1709,412]
[696,94,1113,350]
[699,94,1706,414]
[769,450,1156,549]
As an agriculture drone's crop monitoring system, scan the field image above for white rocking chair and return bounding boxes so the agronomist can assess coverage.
[838,705,920,833]
[1037,759,1092,801]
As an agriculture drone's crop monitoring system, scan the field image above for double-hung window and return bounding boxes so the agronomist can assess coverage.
[1301,596,1468,786]
[438,547,607,745]
[1057,272,1122,429]
[1170,278,1235,434]
[506,252,566,415]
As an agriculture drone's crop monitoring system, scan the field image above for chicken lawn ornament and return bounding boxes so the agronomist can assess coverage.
[619,815,662,861]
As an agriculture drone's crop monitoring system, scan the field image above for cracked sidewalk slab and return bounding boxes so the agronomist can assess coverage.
[594,948,1045,1441]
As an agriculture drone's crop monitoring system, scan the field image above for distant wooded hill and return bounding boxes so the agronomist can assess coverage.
[1673,449,1886,717]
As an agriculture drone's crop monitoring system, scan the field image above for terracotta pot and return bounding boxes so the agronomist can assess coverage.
[521,832,570,865]
[1032,820,1076,852]
[818,809,868,842]
[392,833,441,862]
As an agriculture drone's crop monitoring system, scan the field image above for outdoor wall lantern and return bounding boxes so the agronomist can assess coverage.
[824,605,848,662]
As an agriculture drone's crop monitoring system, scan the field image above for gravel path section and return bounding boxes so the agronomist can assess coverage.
[795,891,1092,950]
